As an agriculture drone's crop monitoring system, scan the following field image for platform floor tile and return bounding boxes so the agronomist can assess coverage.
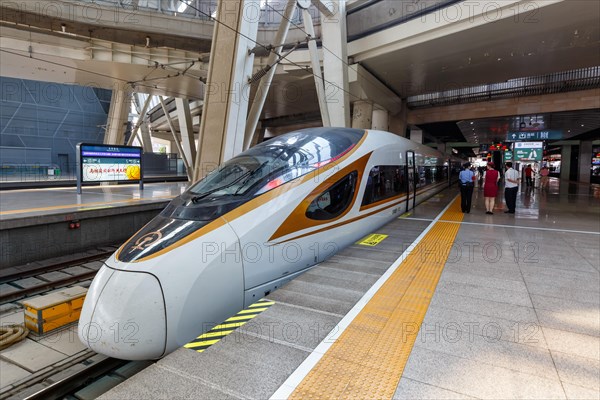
[0,339,65,372]
[35,325,87,356]
[394,377,477,399]
[99,363,238,400]
[0,359,30,388]
[37,271,72,282]
[10,277,44,289]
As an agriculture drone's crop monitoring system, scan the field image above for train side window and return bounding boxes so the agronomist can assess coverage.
[306,171,358,220]
[362,165,406,206]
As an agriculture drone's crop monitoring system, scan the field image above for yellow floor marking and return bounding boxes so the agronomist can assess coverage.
[184,299,274,353]
[211,321,248,330]
[249,301,275,307]
[195,330,234,339]
[290,197,464,399]
[0,195,175,216]
[183,338,221,348]
[237,307,269,314]
[356,233,389,246]
[225,314,260,322]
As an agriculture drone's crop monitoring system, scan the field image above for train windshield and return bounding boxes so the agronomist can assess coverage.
[188,128,365,198]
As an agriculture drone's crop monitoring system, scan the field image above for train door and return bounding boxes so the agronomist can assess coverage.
[406,150,416,212]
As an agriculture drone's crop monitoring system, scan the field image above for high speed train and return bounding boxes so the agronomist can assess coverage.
[78,127,462,360]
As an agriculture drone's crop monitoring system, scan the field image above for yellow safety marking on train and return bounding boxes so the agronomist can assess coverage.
[0,195,175,216]
[356,233,389,246]
[290,197,464,399]
[184,299,274,353]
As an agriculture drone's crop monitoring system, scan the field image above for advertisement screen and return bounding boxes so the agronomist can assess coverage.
[592,146,600,166]
[80,144,142,182]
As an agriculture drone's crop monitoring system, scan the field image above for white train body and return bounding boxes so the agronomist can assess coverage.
[79,128,461,360]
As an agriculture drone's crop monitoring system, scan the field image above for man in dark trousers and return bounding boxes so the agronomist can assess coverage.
[524,164,533,187]
[504,162,520,214]
[459,162,475,213]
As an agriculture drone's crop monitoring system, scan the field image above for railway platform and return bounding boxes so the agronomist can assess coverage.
[0,182,187,268]
[98,182,599,399]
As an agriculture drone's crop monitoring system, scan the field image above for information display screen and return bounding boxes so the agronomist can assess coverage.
[79,144,142,182]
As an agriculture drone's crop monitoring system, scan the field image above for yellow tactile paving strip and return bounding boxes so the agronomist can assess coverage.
[290,197,464,399]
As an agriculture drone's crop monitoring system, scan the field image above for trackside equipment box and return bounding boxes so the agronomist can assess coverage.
[23,286,87,335]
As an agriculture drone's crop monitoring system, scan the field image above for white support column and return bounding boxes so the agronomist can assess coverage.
[251,121,266,147]
[127,94,153,146]
[194,0,260,181]
[320,0,350,127]
[175,97,197,171]
[351,100,372,129]
[372,105,389,131]
[410,128,423,144]
[301,6,331,127]
[560,145,571,181]
[389,104,408,137]
[104,87,130,145]
[159,96,192,180]
[579,140,593,183]
[244,0,297,150]
[139,122,153,153]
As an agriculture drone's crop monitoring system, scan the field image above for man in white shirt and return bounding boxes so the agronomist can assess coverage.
[504,162,520,214]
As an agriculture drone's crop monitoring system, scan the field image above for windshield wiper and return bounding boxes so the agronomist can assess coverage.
[190,169,253,203]
[233,161,270,196]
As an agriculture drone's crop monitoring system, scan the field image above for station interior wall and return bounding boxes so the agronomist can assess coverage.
[0,77,112,173]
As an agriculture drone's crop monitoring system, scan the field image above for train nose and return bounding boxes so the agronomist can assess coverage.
[78,265,167,360]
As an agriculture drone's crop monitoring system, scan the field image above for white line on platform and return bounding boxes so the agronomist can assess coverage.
[269,195,459,400]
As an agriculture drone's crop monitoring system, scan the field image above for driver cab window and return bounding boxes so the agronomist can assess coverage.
[306,171,358,220]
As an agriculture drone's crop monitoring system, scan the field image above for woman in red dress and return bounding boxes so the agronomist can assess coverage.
[483,162,500,214]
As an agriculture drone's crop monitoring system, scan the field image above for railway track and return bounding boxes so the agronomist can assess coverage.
[0,245,154,400]
[0,351,152,400]
[0,246,117,303]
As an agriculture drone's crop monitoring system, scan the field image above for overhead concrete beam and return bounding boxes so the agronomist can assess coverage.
[311,0,335,17]
[408,89,600,125]
[348,64,402,115]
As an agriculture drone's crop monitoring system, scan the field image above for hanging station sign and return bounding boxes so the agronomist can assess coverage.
[506,130,563,141]
[514,142,543,162]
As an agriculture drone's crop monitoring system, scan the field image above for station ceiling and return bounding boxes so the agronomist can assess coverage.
[1,0,598,147]
[263,0,600,145]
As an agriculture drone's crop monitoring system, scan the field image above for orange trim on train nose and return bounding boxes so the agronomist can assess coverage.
[269,153,372,242]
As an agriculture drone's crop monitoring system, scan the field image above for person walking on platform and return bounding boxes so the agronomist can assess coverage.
[483,162,499,214]
[459,162,476,213]
[524,164,533,187]
[504,162,521,214]
[540,165,550,191]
